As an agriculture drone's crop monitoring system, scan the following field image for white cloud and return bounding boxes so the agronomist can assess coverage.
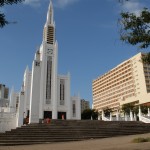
[54,0,79,8]
[23,0,79,8]
[23,0,41,7]
[121,0,144,16]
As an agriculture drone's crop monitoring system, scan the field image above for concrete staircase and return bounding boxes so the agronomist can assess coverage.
[0,120,150,146]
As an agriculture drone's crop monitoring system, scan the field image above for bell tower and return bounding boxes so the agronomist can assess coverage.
[39,0,58,119]
[43,0,55,45]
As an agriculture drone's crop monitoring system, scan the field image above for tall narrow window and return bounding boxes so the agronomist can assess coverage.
[60,79,65,105]
[46,56,52,104]
[73,102,76,117]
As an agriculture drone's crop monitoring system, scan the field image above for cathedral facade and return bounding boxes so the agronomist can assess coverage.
[16,1,81,126]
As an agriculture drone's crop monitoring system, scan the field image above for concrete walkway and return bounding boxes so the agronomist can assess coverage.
[0,133,150,150]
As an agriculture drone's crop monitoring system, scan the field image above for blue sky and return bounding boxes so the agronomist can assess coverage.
[0,0,149,106]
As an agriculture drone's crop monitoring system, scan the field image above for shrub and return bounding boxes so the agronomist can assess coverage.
[132,137,150,143]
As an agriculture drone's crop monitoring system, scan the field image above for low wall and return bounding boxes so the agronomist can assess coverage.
[0,112,17,133]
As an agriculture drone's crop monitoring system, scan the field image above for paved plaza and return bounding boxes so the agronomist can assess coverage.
[0,133,150,150]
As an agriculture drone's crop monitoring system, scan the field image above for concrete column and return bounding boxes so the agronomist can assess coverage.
[125,113,127,121]
[139,105,141,121]
[133,113,137,121]
[52,42,58,119]
[116,109,119,121]
[23,67,29,118]
[66,73,71,119]
[39,45,45,120]
[102,110,104,120]
[17,91,25,127]
[9,87,15,113]
[148,108,150,117]
[29,60,41,123]
[130,110,133,121]
[76,94,81,120]
[98,113,101,120]
[110,112,112,121]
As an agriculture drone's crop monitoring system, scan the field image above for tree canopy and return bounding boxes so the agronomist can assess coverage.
[81,109,98,120]
[122,103,150,115]
[120,8,150,49]
[0,0,24,28]
[122,103,134,115]
[103,107,112,117]
[119,0,150,64]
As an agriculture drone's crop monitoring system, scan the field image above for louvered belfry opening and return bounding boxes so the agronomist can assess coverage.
[43,25,54,45]
[47,26,54,44]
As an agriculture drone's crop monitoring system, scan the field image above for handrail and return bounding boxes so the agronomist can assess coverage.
[102,116,110,121]
[140,116,150,123]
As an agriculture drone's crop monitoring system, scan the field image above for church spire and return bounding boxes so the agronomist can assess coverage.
[43,0,55,44]
[46,0,54,25]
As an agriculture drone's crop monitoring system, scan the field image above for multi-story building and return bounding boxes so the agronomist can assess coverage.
[92,52,150,112]
[0,1,81,130]
[81,99,90,113]
[0,84,9,108]
[0,84,9,99]
[13,1,81,126]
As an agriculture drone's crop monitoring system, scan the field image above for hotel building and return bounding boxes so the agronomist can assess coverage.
[92,52,150,112]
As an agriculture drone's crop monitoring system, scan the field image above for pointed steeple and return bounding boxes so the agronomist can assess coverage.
[46,0,54,25]
[43,0,55,44]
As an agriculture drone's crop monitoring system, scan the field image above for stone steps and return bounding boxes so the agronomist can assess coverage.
[0,120,150,146]
[0,130,146,137]
[3,129,150,134]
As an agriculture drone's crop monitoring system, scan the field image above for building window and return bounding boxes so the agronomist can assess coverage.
[46,56,52,104]
[60,79,65,105]
[35,61,40,66]
[73,103,76,117]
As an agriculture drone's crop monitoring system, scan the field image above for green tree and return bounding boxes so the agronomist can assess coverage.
[141,53,150,65]
[120,8,150,49]
[122,103,134,115]
[119,7,150,64]
[141,105,150,115]
[0,0,24,28]
[133,105,139,115]
[81,109,98,120]
[103,107,112,117]
[91,109,98,120]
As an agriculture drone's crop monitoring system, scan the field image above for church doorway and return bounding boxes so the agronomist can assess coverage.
[44,111,52,119]
[57,112,66,120]
[24,110,30,125]
[27,110,30,118]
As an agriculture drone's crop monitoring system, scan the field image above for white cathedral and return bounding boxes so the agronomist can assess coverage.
[7,0,81,127]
